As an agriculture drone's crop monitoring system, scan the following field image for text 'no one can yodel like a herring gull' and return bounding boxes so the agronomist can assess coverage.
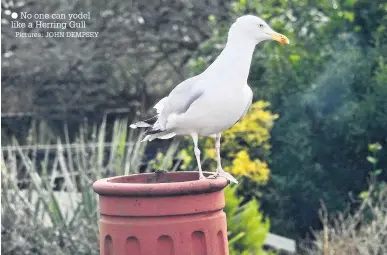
[8,11,99,38]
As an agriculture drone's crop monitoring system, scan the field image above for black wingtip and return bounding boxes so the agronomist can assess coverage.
[144,128,163,135]
[130,115,158,129]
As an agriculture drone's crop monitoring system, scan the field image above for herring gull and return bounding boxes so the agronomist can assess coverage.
[130,15,289,184]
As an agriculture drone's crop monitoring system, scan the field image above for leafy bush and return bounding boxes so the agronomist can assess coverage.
[303,184,387,255]
[187,0,387,239]
[302,143,386,254]
[225,185,273,255]
[1,119,273,254]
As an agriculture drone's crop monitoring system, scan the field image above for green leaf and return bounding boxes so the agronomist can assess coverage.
[374,169,382,176]
[208,15,216,23]
[343,11,354,22]
[224,186,270,254]
[367,156,377,164]
[368,143,382,152]
[359,191,368,199]
[290,54,301,63]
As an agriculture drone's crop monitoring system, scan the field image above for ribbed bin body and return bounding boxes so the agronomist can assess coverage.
[93,172,229,255]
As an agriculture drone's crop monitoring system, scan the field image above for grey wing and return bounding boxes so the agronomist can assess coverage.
[236,85,253,122]
[158,75,203,128]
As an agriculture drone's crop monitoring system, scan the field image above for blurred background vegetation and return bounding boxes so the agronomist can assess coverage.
[1,0,387,254]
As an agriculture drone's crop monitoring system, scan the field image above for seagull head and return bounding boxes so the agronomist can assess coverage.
[229,15,290,45]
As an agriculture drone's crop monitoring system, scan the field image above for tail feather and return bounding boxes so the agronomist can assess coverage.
[130,115,157,129]
[130,114,175,142]
[142,131,176,142]
[129,121,151,129]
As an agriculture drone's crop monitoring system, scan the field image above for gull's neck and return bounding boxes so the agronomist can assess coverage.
[204,32,258,83]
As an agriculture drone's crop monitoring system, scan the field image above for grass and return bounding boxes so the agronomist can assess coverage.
[302,183,387,255]
[1,119,156,254]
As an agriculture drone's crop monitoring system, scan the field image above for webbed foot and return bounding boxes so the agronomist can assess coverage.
[210,169,239,184]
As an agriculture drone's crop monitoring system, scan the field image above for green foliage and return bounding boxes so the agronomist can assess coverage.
[188,0,387,239]
[304,188,387,255]
[2,120,275,254]
[1,119,148,254]
[260,1,387,238]
[224,186,273,255]
[359,143,386,200]
[304,152,387,254]
[149,140,181,171]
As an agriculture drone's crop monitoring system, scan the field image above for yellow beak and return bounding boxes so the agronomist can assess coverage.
[271,32,290,44]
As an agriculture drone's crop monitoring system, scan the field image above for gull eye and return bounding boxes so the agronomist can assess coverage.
[259,24,264,28]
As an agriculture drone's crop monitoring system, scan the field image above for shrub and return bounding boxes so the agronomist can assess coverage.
[303,184,387,255]
[187,0,387,239]
[225,185,274,255]
[1,119,273,254]
[302,143,387,254]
